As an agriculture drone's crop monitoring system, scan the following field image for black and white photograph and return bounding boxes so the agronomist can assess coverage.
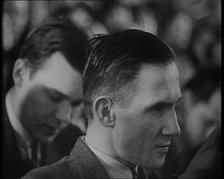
[1,0,221,178]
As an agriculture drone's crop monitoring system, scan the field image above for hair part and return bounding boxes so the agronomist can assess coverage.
[83,29,175,120]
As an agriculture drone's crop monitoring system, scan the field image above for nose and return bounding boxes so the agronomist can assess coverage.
[162,110,181,136]
[56,100,72,122]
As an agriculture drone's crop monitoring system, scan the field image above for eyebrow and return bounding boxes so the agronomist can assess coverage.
[43,87,67,98]
[144,96,182,112]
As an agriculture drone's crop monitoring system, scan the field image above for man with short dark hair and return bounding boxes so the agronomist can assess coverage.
[1,19,88,179]
[22,29,182,179]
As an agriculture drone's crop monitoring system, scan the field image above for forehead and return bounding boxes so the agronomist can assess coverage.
[132,63,181,104]
[30,52,82,99]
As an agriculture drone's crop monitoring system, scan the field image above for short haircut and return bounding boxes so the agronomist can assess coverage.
[19,18,88,75]
[83,29,175,119]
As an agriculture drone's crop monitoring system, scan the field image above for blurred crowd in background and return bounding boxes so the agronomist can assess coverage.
[2,0,221,177]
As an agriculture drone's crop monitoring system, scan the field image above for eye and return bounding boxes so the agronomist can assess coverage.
[149,107,163,118]
[71,100,83,108]
[49,93,63,103]
[45,89,64,103]
[151,104,166,113]
[154,105,163,112]
[152,105,172,118]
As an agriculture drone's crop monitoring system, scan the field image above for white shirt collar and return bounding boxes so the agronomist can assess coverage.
[6,91,32,147]
[82,136,133,178]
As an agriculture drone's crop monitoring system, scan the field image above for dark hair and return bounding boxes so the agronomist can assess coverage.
[83,29,175,118]
[19,18,88,74]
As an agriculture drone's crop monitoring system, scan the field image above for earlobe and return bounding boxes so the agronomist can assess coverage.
[13,59,30,86]
[94,96,115,127]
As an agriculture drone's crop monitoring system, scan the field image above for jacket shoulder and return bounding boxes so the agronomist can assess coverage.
[21,156,81,179]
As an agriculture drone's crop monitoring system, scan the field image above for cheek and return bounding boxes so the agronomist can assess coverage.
[112,106,170,168]
[32,96,55,118]
[113,112,158,162]
[20,90,56,126]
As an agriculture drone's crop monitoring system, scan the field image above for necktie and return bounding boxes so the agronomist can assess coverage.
[116,157,147,179]
[130,166,146,179]
[131,168,140,179]
[31,140,42,167]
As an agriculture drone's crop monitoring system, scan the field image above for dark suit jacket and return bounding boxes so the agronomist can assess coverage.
[1,104,32,179]
[1,103,83,179]
[179,126,221,179]
[22,137,156,179]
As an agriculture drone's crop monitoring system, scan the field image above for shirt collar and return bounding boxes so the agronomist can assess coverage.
[6,91,32,147]
[82,136,133,178]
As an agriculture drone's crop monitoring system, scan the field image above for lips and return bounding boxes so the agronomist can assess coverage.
[155,143,171,152]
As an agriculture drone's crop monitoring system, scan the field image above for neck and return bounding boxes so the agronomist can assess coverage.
[85,120,117,158]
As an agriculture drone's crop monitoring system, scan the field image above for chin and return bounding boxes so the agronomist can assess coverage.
[143,161,165,169]
[152,159,166,169]
[141,156,166,169]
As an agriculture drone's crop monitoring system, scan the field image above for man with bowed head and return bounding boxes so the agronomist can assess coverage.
[22,29,182,179]
[1,19,88,179]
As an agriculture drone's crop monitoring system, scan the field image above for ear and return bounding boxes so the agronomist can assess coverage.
[13,59,30,86]
[94,96,115,127]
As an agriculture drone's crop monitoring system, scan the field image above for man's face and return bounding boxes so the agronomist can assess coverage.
[182,89,221,147]
[19,52,83,143]
[112,62,182,169]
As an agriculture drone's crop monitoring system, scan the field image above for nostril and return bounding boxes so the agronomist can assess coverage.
[162,118,181,136]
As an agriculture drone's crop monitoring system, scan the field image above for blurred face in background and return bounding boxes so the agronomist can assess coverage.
[17,52,84,143]
[183,88,221,147]
[112,62,182,169]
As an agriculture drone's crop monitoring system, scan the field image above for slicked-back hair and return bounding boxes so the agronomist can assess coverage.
[19,18,88,75]
[83,29,176,119]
